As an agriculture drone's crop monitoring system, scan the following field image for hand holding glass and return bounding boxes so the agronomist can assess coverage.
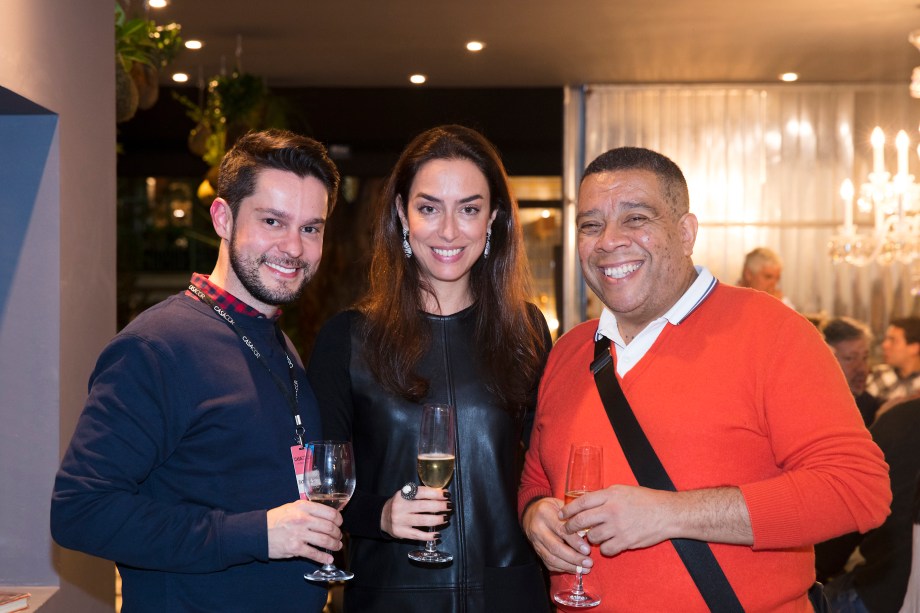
[408,403,455,564]
[554,443,604,608]
[303,440,356,582]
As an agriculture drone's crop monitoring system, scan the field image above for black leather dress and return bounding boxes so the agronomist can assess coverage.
[307,305,551,613]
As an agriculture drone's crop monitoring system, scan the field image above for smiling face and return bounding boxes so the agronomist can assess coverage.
[213,168,329,316]
[577,168,698,340]
[400,158,496,313]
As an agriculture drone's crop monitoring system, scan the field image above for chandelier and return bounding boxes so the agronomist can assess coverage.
[828,127,920,276]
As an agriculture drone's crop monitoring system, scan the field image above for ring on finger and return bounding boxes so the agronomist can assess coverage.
[401,482,418,500]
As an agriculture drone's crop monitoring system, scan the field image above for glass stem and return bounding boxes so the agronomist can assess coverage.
[320,548,335,571]
[425,527,438,553]
[572,570,586,597]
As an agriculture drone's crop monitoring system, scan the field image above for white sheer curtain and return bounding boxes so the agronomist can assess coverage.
[564,84,920,336]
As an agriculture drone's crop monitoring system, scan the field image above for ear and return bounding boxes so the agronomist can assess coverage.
[910,339,920,357]
[210,198,233,242]
[488,207,498,230]
[395,195,408,231]
[678,212,698,256]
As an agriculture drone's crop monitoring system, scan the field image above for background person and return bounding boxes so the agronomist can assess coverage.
[823,316,882,427]
[51,130,344,613]
[816,397,920,613]
[307,125,552,612]
[738,246,796,309]
[519,146,891,611]
[868,317,920,407]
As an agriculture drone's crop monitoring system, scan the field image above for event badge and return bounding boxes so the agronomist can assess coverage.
[290,445,309,500]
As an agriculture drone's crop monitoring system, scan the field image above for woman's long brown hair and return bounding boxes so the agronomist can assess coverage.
[358,124,547,410]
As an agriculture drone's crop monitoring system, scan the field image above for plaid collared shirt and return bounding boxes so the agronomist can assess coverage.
[186,272,278,320]
[866,364,920,403]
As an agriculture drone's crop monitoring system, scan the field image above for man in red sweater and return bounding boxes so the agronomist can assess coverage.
[518,147,891,611]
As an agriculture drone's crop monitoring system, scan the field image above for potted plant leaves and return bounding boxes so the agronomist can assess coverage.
[115,2,183,122]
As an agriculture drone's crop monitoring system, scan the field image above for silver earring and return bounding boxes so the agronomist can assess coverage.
[402,229,413,259]
[483,230,491,259]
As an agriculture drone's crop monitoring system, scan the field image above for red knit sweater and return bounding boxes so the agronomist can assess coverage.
[519,284,891,612]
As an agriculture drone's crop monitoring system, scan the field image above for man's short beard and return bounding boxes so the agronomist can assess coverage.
[229,234,314,307]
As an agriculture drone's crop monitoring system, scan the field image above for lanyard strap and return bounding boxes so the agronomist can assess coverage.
[189,284,305,446]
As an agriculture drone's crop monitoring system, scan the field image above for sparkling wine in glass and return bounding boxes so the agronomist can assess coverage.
[303,440,356,582]
[554,443,603,608]
[408,403,455,564]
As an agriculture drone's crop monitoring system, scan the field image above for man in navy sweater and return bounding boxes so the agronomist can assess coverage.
[52,130,343,612]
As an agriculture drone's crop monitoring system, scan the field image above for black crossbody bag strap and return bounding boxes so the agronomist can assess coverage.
[591,336,744,613]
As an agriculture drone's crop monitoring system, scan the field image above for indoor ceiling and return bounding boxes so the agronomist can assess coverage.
[153,0,920,88]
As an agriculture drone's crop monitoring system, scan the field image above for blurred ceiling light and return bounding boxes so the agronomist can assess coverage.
[184,40,203,50]
[172,72,189,83]
[409,74,427,85]
[147,0,167,8]
[466,41,485,52]
[779,72,798,82]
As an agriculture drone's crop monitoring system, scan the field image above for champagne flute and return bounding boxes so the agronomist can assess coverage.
[554,443,604,608]
[408,403,456,564]
[303,440,356,582]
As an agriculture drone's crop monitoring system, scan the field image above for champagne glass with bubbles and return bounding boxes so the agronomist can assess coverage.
[408,403,455,564]
[303,440,356,582]
[554,443,603,608]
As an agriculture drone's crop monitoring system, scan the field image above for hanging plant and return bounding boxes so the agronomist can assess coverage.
[174,72,263,168]
[174,71,294,199]
[115,2,183,122]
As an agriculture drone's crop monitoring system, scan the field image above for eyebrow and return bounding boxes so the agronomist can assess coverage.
[415,192,485,204]
[620,201,656,212]
[576,200,656,220]
[254,207,325,225]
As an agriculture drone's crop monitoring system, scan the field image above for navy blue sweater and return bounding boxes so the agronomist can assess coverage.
[51,293,327,612]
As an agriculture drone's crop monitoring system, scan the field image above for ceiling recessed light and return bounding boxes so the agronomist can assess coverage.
[466,41,485,52]
[172,72,189,83]
[147,0,167,8]
[184,40,203,50]
[409,74,427,85]
[779,72,798,82]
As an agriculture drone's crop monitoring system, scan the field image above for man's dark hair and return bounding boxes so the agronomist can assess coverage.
[582,146,690,215]
[890,317,920,346]
[216,129,341,219]
[823,316,871,346]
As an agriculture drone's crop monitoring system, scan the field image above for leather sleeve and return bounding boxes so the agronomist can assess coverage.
[307,310,392,539]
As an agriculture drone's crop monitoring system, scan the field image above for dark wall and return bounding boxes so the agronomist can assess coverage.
[117,86,564,178]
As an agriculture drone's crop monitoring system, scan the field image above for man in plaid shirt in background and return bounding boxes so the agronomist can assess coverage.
[868,317,920,412]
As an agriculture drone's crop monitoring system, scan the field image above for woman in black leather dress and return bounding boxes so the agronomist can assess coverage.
[307,125,552,612]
